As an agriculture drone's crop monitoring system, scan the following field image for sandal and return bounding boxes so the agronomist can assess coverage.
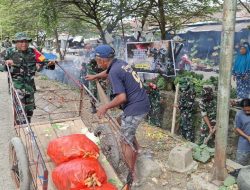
[121,172,133,190]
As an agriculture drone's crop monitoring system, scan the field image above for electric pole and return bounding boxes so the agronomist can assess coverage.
[213,0,237,181]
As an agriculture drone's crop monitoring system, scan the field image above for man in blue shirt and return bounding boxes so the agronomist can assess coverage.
[235,98,250,166]
[86,44,150,189]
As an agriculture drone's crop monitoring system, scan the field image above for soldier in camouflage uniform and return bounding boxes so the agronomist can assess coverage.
[145,82,161,126]
[179,77,196,142]
[198,86,217,146]
[84,45,111,113]
[80,43,95,87]
[86,58,102,98]
[2,36,12,49]
[4,32,55,123]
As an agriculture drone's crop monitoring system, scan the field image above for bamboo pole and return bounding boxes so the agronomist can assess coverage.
[171,83,179,134]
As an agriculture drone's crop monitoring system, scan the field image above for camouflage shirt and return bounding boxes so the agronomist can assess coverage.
[2,40,12,48]
[199,96,217,126]
[4,47,38,92]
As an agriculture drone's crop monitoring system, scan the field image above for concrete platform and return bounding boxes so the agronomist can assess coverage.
[0,72,15,189]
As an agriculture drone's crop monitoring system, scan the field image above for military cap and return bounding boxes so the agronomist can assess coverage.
[12,32,32,43]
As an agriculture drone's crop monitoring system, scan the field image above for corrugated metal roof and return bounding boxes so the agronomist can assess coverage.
[182,20,250,33]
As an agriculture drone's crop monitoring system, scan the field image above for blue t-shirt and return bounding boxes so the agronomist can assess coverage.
[107,59,150,116]
[235,110,250,152]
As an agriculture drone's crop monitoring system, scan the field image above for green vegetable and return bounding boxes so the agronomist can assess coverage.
[108,178,118,185]
[192,144,215,163]
[218,186,228,190]
[52,124,63,129]
[157,76,167,90]
[223,176,236,187]
[174,71,217,97]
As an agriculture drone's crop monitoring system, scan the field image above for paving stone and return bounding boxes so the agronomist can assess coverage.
[167,145,198,173]
[187,173,219,190]
[136,152,162,183]
[237,166,250,190]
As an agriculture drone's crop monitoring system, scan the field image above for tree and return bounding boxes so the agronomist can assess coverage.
[0,0,95,59]
[134,0,221,40]
[58,0,147,43]
[239,0,250,13]
[0,0,42,39]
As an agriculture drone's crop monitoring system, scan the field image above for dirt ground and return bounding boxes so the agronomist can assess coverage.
[34,74,229,190]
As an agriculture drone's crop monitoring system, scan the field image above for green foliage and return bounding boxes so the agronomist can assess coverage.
[201,58,214,66]
[218,176,236,190]
[209,76,218,85]
[0,0,94,42]
[108,178,118,186]
[0,0,42,38]
[174,71,213,96]
[190,44,198,59]
[40,75,48,80]
[218,186,227,190]
[230,88,237,99]
[192,144,215,163]
[51,123,63,129]
[0,0,221,44]
[209,76,218,90]
[223,176,236,187]
[142,0,221,39]
[175,71,204,82]
[192,78,211,96]
[157,76,167,90]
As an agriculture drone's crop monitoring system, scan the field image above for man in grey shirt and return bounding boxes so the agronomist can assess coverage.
[235,98,250,165]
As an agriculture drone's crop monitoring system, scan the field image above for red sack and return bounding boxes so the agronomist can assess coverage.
[83,183,118,190]
[47,134,99,165]
[52,158,107,190]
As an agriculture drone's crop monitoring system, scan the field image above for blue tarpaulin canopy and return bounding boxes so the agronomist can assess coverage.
[44,53,57,60]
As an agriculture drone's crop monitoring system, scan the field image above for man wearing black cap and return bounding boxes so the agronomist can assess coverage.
[86,44,150,189]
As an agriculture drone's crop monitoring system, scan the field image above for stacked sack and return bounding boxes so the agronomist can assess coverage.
[47,134,117,190]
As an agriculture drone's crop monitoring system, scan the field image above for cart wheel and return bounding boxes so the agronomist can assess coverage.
[95,125,121,170]
[9,137,31,190]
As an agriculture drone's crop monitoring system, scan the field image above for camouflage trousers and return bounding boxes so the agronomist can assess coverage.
[199,123,215,146]
[148,101,161,127]
[15,89,35,123]
[88,81,98,98]
[179,113,195,142]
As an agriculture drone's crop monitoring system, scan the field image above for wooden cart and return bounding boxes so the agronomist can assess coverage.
[9,117,122,190]
[7,64,122,190]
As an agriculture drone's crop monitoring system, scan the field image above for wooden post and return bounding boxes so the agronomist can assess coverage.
[96,81,110,105]
[171,83,179,134]
[78,86,84,116]
[212,0,237,181]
